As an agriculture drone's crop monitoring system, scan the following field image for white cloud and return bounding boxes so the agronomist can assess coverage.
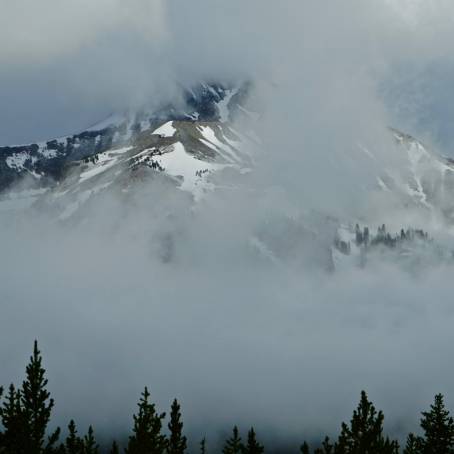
[0,0,167,65]
[2,1,454,446]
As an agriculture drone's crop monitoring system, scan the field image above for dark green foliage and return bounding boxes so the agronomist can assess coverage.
[403,433,423,454]
[419,394,454,454]
[223,426,242,454]
[301,437,334,454]
[8,341,454,454]
[316,437,334,454]
[167,399,187,454]
[351,223,430,251]
[0,342,60,454]
[0,384,28,454]
[242,428,264,454]
[20,340,60,454]
[334,391,399,454]
[200,437,207,454]
[110,441,120,454]
[125,387,167,454]
[355,224,363,246]
[0,386,2,444]
[363,227,370,245]
[63,420,84,454]
[83,426,99,454]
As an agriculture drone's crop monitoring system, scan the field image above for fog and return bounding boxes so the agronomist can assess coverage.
[2,177,454,446]
[2,0,454,448]
[2,0,454,149]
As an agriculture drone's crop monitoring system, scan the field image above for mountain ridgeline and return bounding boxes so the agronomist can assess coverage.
[2,82,454,271]
[0,82,250,192]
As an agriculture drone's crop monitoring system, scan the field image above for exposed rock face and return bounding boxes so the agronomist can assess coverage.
[0,82,250,193]
[2,81,454,272]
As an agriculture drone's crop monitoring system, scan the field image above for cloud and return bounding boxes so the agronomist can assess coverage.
[3,0,454,146]
[2,0,454,448]
[1,174,454,447]
[0,0,167,65]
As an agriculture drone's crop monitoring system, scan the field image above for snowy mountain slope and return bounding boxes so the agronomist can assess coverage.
[0,82,250,193]
[2,81,454,271]
[0,119,253,221]
[3,79,453,224]
[49,120,251,220]
[387,129,454,222]
[0,83,257,219]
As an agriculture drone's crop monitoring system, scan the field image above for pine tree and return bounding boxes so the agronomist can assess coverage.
[110,441,120,454]
[0,385,3,448]
[242,428,264,454]
[403,433,423,454]
[300,441,310,454]
[82,426,99,454]
[20,340,60,454]
[355,224,363,246]
[419,394,454,454]
[363,227,370,246]
[334,391,398,454]
[0,384,28,454]
[223,426,242,454]
[315,437,333,454]
[200,437,207,454]
[125,387,167,454]
[64,420,83,454]
[167,399,187,454]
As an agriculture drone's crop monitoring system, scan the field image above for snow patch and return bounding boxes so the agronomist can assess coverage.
[198,126,241,163]
[6,153,29,171]
[79,147,132,182]
[156,142,224,201]
[152,121,176,138]
[216,88,238,122]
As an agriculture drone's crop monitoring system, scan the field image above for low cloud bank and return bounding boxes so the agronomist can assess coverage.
[2,0,454,447]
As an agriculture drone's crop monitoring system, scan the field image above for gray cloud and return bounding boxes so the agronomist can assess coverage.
[2,1,454,148]
[2,0,454,448]
[1,180,454,446]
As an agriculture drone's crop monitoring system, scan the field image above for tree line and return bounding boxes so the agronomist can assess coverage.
[355,224,429,249]
[334,224,431,256]
[1,342,454,454]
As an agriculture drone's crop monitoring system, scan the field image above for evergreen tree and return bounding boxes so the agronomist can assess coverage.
[242,428,264,454]
[0,384,28,454]
[403,433,423,454]
[125,387,166,454]
[167,399,187,454]
[82,426,99,454]
[334,391,398,454]
[400,229,406,241]
[315,437,333,454]
[64,420,83,454]
[419,394,454,454]
[300,441,310,454]
[355,224,363,246]
[200,437,207,454]
[223,426,242,454]
[20,340,60,454]
[110,441,120,454]
[363,227,370,246]
[0,385,3,448]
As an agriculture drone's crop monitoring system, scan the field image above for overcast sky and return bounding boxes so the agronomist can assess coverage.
[3,1,454,447]
[1,0,454,153]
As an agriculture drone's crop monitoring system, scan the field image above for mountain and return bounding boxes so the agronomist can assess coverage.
[1,81,454,271]
[373,128,454,223]
[0,82,256,218]
[0,82,251,191]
